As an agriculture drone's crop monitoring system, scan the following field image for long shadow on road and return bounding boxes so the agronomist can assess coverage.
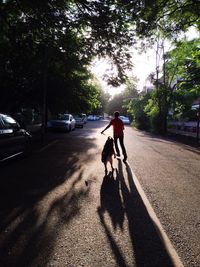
[0,137,96,267]
[98,159,174,267]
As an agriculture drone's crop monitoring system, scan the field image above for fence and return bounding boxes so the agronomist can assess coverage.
[168,121,199,139]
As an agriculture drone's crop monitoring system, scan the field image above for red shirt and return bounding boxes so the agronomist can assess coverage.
[110,117,124,136]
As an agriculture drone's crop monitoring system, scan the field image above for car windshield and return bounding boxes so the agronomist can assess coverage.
[57,114,69,120]
[1,114,19,128]
[2,114,17,124]
[74,115,82,118]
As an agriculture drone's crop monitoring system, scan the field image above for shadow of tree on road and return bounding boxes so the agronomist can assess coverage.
[137,130,200,153]
[0,137,96,267]
[98,159,174,267]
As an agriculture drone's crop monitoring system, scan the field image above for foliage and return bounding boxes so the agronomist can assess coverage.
[135,0,200,40]
[0,0,199,123]
[0,0,133,115]
[106,93,125,115]
[144,87,168,133]
[165,38,200,120]
[139,38,200,133]
[106,78,138,116]
[127,94,150,130]
[0,1,91,114]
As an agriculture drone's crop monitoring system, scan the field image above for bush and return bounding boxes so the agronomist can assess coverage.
[134,112,150,130]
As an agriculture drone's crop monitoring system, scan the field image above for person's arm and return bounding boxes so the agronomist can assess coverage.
[101,122,112,134]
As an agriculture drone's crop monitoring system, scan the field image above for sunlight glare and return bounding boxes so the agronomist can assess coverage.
[91,27,199,96]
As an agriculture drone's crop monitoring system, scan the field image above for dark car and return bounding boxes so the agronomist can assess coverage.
[0,113,32,162]
[74,115,84,128]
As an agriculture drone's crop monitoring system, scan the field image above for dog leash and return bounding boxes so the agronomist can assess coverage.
[101,132,112,139]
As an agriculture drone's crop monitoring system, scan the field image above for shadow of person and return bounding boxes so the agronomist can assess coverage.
[97,167,128,266]
[117,160,174,267]
[99,170,125,230]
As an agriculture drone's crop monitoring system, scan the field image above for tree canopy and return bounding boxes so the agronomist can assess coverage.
[106,78,138,115]
[126,37,200,134]
[165,38,200,120]
[0,0,199,118]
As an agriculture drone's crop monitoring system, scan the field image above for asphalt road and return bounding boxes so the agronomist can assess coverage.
[0,120,199,267]
[123,125,200,267]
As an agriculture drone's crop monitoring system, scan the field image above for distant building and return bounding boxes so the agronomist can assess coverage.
[141,84,154,94]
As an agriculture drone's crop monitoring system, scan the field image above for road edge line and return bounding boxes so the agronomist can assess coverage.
[128,164,184,267]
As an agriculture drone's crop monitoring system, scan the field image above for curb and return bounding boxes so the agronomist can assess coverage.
[127,162,184,267]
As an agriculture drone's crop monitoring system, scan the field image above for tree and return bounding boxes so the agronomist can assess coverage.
[165,38,200,120]
[106,93,125,115]
[127,93,150,130]
[135,0,200,40]
[1,0,199,121]
[106,78,138,116]
[1,2,111,124]
[137,37,200,134]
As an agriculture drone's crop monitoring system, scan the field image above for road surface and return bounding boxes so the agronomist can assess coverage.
[0,120,199,267]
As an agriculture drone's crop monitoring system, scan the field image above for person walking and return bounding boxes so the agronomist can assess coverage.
[101,111,127,162]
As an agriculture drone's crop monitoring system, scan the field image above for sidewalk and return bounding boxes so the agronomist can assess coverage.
[166,132,200,149]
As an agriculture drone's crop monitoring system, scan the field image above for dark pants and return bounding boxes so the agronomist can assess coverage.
[114,134,127,159]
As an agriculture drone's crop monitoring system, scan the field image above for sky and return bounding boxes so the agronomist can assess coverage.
[91,27,199,96]
[90,47,165,96]
[91,48,163,95]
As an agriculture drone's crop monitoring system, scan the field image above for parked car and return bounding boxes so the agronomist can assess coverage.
[81,113,87,124]
[74,115,84,128]
[0,113,32,162]
[47,113,75,132]
[87,115,98,121]
[119,116,131,125]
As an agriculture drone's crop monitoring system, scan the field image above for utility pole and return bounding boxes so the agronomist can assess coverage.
[41,45,48,145]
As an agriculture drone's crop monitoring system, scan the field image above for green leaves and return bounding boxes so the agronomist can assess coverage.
[1,0,199,116]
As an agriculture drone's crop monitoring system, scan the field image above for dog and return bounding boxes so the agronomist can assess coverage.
[101,136,116,173]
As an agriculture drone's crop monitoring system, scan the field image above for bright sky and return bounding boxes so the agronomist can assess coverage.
[91,27,199,96]
[91,48,161,95]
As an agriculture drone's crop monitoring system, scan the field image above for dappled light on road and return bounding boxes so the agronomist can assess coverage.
[97,160,174,267]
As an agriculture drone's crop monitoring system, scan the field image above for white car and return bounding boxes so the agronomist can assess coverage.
[119,116,131,125]
[47,114,75,132]
[87,115,97,121]
[81,113,87,124]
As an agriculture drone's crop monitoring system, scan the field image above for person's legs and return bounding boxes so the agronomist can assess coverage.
[119,135,127,161]
[114,136,120,156]
[109,156,114,171]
